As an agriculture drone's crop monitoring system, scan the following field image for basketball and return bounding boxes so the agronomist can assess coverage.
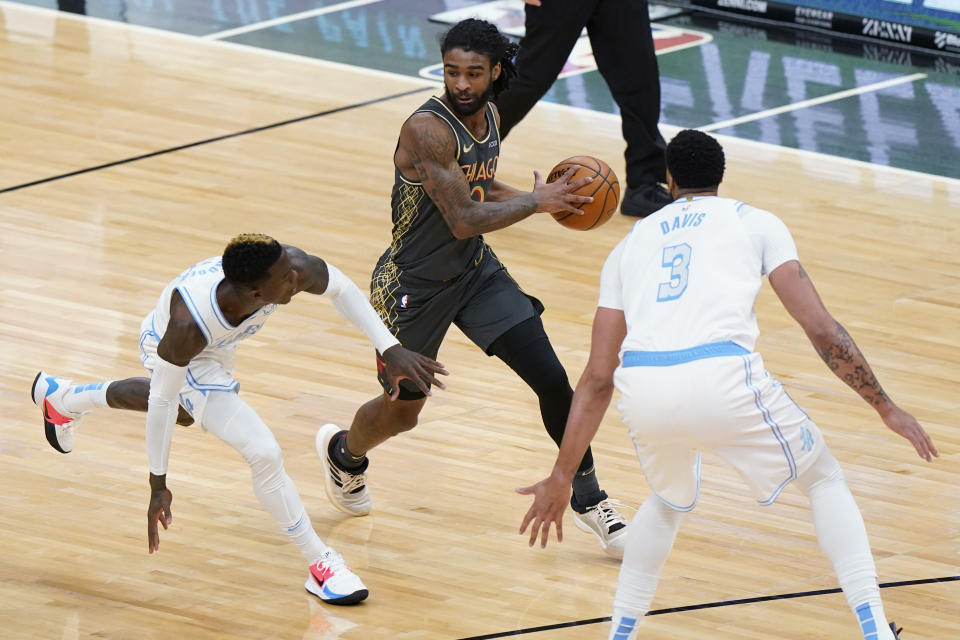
[546,155,620,231]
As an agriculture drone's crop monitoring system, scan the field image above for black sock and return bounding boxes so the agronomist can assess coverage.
[571,488,608,514]
[327,431,367,472]
[571,467,604,510]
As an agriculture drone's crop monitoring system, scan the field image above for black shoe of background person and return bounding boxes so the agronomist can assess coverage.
[620,183,672,218]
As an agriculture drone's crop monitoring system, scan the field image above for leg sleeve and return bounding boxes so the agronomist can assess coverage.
[201,391,328,563]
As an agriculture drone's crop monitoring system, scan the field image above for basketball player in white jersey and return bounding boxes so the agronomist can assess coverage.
[518,130,937,639]
[31,234,448,606]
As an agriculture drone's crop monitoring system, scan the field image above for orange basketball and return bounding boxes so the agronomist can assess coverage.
[546,155,620,231]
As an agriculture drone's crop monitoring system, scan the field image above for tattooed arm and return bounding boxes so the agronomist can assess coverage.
[393,112,592,239]
[768,260,937,461]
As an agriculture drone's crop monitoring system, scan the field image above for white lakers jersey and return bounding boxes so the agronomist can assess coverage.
[144,256,277,356]
[598,196,798,353]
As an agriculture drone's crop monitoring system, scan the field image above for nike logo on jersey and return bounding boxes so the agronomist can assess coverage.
[463,142,475,153]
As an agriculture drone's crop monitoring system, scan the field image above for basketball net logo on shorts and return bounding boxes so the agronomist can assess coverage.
[800,424,815,452]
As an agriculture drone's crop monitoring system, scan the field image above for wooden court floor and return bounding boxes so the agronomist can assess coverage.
[1,4,958,639]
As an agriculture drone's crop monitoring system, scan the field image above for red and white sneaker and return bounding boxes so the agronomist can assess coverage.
[31,372,84,454]
[304,548,368,605]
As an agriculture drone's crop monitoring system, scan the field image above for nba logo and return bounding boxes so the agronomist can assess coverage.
[400,294,409,308]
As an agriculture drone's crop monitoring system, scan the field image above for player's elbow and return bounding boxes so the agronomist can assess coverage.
[580,366,615,397]
[803,314,839,347]
[449,223,475,240]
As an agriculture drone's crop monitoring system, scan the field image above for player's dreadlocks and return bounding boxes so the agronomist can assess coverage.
[222,233,283,285]
[665,129,726,190]
[440,18,519,98]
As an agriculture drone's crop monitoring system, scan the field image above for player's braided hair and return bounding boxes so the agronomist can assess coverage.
[222,233,282,285]
[665,129,726,189]
[439,18,519,98]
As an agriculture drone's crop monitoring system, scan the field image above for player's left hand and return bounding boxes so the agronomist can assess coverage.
[147,487,173,553]
[380,345,448,400]
[516,472,571,548]
[880,405,938,462]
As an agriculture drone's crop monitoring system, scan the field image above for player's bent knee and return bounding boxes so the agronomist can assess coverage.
[388,413,419,435]
[243,436,284,474]
[796,447,844,494]
[377,397,425,435]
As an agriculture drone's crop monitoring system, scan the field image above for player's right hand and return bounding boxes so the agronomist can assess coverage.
[147,487,173,553]
[517,471,571,549]
[380,345,449,400]
[532,168,593,215]
[881,405,938,462]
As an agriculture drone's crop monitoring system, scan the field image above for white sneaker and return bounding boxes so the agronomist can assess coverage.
[31,372,84,454]
[316,423,371,516]
[304,548,368,605]
[573,498,629,558]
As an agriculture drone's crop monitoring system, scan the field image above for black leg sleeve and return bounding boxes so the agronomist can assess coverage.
[487,317,595,475]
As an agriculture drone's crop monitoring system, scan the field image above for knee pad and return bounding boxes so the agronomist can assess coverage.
[796,446,844,495]
[245,436,283,475]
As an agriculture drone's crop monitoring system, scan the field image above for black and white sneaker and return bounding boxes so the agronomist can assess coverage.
[573,497,629,558]
[316,423,371,516]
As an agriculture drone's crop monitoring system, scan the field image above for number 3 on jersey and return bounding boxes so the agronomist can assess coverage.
[657,243,692,301]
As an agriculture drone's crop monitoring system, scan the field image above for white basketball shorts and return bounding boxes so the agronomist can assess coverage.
[138,313,239,426]
[614,341,824,510]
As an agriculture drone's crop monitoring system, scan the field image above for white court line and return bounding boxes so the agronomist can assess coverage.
[1,1,957,188]
[700,72,928,132]
[0,0,433,84]
[202,0,385,40]
[537,100,960,186]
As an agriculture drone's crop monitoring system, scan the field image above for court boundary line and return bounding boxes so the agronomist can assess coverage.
[539,101,960,187]
[202,0,386,40]
[700,72,928,133]
[0,0,436,85]
[0,86,433,194]
[455,575,960,639]
[2,1,957,187]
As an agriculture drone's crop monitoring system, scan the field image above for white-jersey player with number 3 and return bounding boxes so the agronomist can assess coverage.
[518,130,937,640]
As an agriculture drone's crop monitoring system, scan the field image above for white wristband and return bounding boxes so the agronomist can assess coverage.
[324,263,401,355]
[146,357,188,476]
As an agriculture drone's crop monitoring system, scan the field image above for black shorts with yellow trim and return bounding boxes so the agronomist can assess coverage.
[371,245,543,400]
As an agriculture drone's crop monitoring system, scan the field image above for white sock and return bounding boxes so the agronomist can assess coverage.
[61,381,113,414]
[609,610,641,640]
[283,507,330,566]
[609,496,685,639]
[799,450,896,640]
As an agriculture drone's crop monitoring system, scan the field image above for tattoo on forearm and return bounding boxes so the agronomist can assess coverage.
[408,122,537,235]
[816,322,890,409]
[797,264,808,279]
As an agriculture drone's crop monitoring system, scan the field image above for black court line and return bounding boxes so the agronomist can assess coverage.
[456,575,960,639]
[0,85,434,195]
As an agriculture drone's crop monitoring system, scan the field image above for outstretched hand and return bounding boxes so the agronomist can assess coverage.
[881,405,938,462]
[532,168,593,216]
[147,487,173,553]
[516,472,571,549]
[381,344,449,400]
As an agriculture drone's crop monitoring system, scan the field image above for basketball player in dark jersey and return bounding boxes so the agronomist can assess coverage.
[316,18,628,556]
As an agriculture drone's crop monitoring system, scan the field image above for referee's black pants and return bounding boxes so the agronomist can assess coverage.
[496,0,667,188]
